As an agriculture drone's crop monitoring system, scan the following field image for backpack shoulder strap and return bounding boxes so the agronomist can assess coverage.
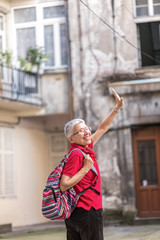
[66,148,100,196]
[67,148,86,158]
[67,148,98,176]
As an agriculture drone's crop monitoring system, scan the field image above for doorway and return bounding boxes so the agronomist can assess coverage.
[132,125,160,217]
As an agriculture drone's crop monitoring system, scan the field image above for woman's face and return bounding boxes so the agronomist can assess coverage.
[69,122,92,147]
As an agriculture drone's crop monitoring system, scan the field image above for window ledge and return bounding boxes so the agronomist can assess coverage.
[44,66,68,74]
[135,15,160,23]
[108,78,160,95]
[135,66,160,74]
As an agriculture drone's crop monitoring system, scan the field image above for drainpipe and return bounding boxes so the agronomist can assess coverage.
[111,0,117,77]
[77,0,87,121]
[65,0,74,120]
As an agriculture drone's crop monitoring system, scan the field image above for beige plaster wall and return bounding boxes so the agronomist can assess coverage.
[0,0,69,227]
[10,0,59,8]
[0,124,50,227]
[0,1,10,12]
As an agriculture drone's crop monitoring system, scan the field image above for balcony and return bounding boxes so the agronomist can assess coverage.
[0,65,43,110]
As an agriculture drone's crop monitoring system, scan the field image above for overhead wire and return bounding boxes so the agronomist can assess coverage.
[79,0,160,65]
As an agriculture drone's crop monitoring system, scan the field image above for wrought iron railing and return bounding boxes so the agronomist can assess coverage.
[0,64,43,106]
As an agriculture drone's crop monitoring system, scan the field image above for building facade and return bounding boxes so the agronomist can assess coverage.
[1,0,160,230]
[67,0,160,221]
[0,0,70,228]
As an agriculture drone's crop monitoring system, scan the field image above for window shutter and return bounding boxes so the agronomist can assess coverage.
[0,154,3,196]
[49,133,68,170]
[0,128,15,198]
[4,154,15,196]
[4,128,14,151]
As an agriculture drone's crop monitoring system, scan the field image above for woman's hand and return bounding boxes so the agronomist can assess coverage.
[83,154,93,172]
[60,154,93,192]
[112,88,123,111]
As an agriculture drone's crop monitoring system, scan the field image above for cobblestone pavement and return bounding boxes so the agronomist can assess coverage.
[0,222,160,240]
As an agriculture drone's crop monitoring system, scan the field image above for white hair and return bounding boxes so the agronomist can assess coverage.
[64,118,85,138]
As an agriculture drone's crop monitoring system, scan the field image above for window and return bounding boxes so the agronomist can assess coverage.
[43,4,68,68]
[13,6,37,60]
[14,7,36,23]
[43,5,65,19]
[0,13,5,50]
[136,0,160,17]
[136,0,149,17]
[48,133,68,170]
[135,1,160,67]
[137,21,160,66]
[13,2,68,69]
[0,128,15,198]
[154,0,160,14]
[138,140,158,186]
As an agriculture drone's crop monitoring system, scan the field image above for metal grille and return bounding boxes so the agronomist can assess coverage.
[0,64,43,106]
[138,140,158,186]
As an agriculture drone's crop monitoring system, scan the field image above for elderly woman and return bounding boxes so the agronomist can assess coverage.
[60,89,123,240]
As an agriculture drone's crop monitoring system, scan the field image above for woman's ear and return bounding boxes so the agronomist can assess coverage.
[68,136,75,143]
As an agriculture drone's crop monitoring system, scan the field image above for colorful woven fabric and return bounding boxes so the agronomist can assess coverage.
[42,148,99,220]
[42,151,80,220]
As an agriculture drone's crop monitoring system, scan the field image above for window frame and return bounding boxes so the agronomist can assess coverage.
[134,0,160,68]
[136,21,160,67]
[11,1,67,71]
[0,13,6,50]
[135,0,160,18]
[48,132,68,171]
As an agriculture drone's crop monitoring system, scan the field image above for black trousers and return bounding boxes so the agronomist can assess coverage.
[65,207,104,240]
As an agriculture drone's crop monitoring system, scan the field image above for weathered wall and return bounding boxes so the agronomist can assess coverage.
[41,73,69,114]
[68,0,160,218]
[68,0,137,119]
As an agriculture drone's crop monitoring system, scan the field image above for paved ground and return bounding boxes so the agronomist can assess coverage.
[0,222,160,240]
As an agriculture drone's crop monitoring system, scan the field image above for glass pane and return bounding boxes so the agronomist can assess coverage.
[138,140,158,186]
[138,22,160,66]
[136,0,148,6]
[0,16,3,30]
[150,22,160,64]
[136,7,148,16]
[43,6,65,19]
[154,5,160,14]
[153,0,160,3]
[14,7,36,23]
[60,24,68,65]
[16,28,35,59]
[44,25,54,66]
[150,22,160,48]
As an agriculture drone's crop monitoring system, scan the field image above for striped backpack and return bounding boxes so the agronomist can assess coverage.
[42,148,99,220]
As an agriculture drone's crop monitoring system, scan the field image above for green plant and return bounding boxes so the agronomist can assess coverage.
[26,46,49,72]
[0,50,12,67]
[19,58,26,69]
[19,58,32,72]
[19,46,49,73]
